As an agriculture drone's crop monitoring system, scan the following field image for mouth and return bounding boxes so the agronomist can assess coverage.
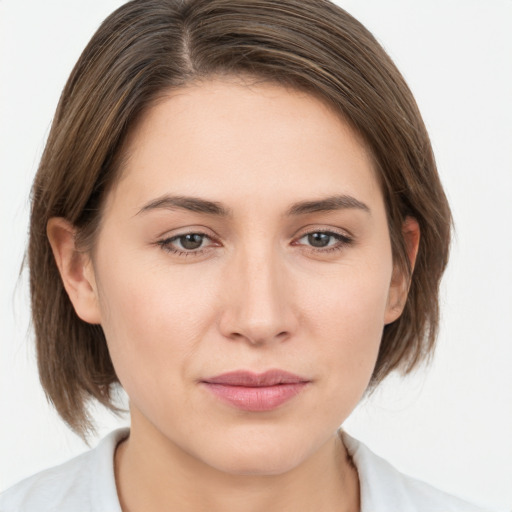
[200,370,311,412]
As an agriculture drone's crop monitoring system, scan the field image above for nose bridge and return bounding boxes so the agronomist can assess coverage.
[220,239,295,344]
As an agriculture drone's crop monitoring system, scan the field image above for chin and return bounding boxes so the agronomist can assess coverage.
[196,427,322,477]
[210,449,305,477]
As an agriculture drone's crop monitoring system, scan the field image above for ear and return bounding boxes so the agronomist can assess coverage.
[384,216,420,325]
[47,217,102,324]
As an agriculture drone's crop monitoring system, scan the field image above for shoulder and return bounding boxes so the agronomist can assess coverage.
[0,428,128,512]
[341,431,496,512]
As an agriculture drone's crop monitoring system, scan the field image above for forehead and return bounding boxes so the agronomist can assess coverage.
[109,78,383,216]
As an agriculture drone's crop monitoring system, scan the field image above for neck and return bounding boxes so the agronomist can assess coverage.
[115,422,359,512]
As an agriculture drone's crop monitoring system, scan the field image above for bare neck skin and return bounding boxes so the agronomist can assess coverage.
[114,409,360,512]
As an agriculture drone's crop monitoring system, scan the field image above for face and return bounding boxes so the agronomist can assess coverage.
[80,78,405,475]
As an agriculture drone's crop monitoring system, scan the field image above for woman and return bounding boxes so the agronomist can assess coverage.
[0,1,502,510]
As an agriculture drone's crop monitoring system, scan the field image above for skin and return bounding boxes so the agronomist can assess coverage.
[48,77,419,512]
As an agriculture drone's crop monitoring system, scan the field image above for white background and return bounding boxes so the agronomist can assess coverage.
[1,1,511,509]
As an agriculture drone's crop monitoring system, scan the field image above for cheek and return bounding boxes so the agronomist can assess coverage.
[306,264,391,339]
[300,259,393,385]
[93,250,218,390]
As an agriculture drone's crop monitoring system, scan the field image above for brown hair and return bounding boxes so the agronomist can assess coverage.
[29,0,451,438]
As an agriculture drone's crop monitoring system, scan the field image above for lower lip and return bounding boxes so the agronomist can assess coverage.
[202,382,308,412]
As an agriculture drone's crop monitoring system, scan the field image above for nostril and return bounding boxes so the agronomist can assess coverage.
[226,330,290,346]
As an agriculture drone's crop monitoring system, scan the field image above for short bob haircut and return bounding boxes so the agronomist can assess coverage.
[28,0,451,439]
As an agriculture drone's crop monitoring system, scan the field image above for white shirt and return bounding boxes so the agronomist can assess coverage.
[0,428,496,512]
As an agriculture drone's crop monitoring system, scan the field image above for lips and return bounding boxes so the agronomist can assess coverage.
[201,370,310,412]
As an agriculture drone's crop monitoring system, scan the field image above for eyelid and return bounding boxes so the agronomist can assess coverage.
[291,227,355,252]
[154,224,218,240]
[155,228,221,256]
[292,225,354,241]
[154,225,354,257]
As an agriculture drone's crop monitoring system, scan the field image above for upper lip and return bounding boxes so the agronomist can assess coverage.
[202,370,310,387]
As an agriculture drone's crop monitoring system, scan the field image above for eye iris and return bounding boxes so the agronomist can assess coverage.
[308,232,331,248]
[180,234,204,250]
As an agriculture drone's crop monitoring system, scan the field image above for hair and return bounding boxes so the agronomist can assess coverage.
[28,0,451,439]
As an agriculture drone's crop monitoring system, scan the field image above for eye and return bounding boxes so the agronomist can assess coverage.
[157,232,214,255]
[174,233,207,250]
[295,230,353,251]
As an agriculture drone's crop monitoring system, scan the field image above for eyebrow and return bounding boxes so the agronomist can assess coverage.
[285,195,371,216]
[136,195,232,217]
[136,193,370,217]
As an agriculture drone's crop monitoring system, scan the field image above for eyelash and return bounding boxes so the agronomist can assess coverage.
[156,232,214,257]
[294,230,354,253]
[156,230,354,257]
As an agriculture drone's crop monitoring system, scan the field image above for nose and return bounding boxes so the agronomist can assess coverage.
[218,245,298,346]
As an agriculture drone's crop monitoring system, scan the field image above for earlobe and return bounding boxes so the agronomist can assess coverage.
[47,217,102,324]
[384,217,420,325]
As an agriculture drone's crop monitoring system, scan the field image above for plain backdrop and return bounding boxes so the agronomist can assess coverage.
[1,1,511,510]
